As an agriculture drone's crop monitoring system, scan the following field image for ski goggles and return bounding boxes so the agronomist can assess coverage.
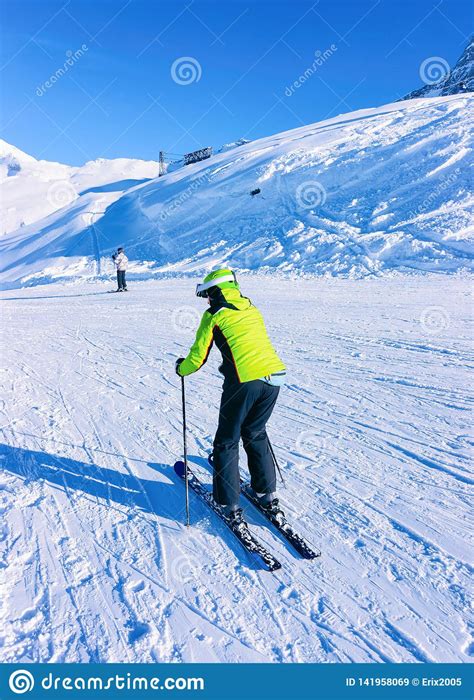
[196,272,237,297]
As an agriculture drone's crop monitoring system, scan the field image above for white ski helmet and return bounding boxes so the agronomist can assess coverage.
[196,269,239,297]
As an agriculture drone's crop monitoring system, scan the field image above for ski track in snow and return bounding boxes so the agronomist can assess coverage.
[0,275,472,663]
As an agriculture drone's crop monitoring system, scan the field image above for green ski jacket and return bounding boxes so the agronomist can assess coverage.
[178,288,285,383]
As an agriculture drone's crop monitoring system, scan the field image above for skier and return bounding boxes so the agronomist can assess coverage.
[175,269,286,532]
[112,247,128,292]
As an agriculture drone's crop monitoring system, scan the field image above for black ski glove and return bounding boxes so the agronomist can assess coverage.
[175,358,185,376]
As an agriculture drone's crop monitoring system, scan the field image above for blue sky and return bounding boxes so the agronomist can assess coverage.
[0,0,471,165]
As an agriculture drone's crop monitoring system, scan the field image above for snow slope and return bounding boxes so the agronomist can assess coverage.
[0,275,471,663]
[1,94,472,289]
[0,139,159,236]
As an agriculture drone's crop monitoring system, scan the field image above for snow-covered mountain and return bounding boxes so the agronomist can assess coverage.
[0,94,472,288]
[0,139,159,236]
[402,37,473,100]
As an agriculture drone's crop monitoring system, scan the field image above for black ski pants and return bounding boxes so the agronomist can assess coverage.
[117,270,127,290]
[213,379,279,507]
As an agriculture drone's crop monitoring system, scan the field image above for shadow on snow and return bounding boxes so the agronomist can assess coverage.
[0,443,268,571]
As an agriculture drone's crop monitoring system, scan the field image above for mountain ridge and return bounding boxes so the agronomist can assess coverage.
[402,36,473,100]
[1,94,472,289]
[0,140,160,236]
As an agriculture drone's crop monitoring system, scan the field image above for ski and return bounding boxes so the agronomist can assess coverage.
[174,461,282,572]
[240,481,321,560]
[207,454,320,560]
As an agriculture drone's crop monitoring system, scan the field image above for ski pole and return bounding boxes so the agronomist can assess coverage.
[268,436,285,486]
[180,375,190,527]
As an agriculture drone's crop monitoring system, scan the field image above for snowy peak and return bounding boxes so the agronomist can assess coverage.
[0,143,160,236]
[402,36,473,100]
[0,138,37,164]
[0,139,37,178]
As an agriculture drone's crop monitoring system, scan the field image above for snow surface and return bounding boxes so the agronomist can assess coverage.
[0,275,472,663]
[1,94,472,289]
[0,138,159,237]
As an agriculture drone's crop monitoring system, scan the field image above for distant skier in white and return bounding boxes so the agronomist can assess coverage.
[112,247,128,292]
